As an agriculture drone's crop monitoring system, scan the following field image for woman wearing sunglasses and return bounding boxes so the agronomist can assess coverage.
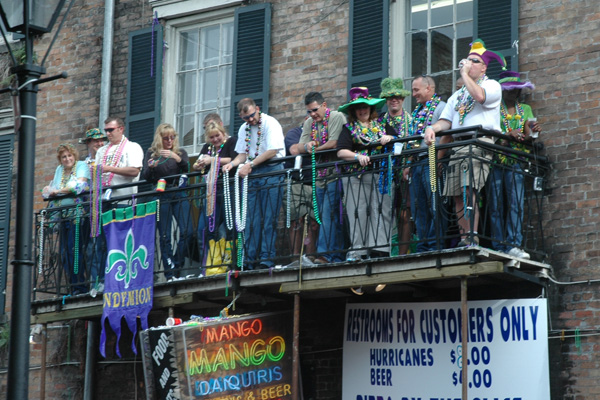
[142,123,193,281]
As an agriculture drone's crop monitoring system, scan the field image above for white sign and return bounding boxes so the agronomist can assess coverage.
[343,299,549,400]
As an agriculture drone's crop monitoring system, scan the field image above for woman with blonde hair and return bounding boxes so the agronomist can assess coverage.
[42,143,90,294]
[142,123,193,280]
[193,121,238,269]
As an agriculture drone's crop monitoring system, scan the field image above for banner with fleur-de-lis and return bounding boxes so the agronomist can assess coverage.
[100,201,156,358]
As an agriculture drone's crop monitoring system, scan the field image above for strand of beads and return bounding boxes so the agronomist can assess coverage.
[156,199,160,222]
[207,156,221,232]
[310,146,322,225]
[38,210,46,275]
[462,166,470,219]
[223,169,234,231]
[234,168,248,231]
[286,170,292,229]
[74,205,81,276]
[429,140,437,212]
[237,232,245,270]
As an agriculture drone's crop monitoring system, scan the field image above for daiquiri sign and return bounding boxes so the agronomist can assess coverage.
[141,312,293,400]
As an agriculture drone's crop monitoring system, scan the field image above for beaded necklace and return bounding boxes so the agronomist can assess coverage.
[411,94,441,136]
[499,100,527,164]
[347,120,384,144]
[101,136,128,186]
[382,109,410,138]
[311,108,331,178]
[60,166,76,189]
[345,120,385,173]
[90,164,103,237]
[223,169,234,231]
[500,100,524,133]
[310,146,322,225]
[454,75,488,125]
[244,112,262,160]
[210,139,227,157]
[206,155,221,232]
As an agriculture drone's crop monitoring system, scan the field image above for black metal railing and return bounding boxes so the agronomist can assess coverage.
[33,126,550,297]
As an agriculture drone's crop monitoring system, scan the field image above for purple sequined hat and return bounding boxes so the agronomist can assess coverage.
[498,70,535,92]
[338,87,386,114]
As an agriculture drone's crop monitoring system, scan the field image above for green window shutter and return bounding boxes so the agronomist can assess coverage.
[126,25,163,153]
[230,3,271,137]
[348,0,389,98]
[0,134,14,313]
[475,0,518,79]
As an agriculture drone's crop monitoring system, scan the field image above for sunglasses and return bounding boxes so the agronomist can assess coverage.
[306,104,323,115]
[467,58,483,64]
[104,127,121,133]
[241,111,257,121]
[162,136,176,141]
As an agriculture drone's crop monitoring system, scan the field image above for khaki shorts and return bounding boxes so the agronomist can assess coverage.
[443,142,492,196]
[282,182,315,221]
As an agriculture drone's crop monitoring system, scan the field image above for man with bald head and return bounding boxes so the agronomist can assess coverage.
[423,39,505,247]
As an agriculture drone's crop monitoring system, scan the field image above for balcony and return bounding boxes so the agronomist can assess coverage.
[31,126,552,323]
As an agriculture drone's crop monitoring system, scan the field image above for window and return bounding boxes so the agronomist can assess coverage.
[406,0,474,102]
[174,18,234,154]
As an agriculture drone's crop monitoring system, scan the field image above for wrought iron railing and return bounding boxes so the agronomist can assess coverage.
[33,126,550,298]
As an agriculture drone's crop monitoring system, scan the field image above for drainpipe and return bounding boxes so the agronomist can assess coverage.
[98,0,115,126]
[84,1,114,398]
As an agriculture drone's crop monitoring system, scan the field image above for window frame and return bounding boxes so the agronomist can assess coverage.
[162,8,236,155]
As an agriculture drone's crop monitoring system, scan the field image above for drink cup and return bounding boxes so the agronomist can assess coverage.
[528,118,538,138]
[166,317,182,326]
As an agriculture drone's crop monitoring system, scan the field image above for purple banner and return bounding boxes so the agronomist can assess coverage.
[100,201,156,357]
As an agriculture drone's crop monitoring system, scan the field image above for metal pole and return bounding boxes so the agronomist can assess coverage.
[292,294,300,400]
[6,58,45,399]
[83,320,99,400]
[40,324,47,400]
[461,277,468,400]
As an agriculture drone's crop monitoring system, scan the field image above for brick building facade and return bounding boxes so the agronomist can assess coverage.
[0,0,598,399]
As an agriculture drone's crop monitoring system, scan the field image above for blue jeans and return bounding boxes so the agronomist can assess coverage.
[410,163,443,252]
[487,164,525,252]
[244,163,283,268]
[315,180,344,262]
[157,191,194,278]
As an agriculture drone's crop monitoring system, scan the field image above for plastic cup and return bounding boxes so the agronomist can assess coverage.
[528,118,538,138]
[166,317,182,326]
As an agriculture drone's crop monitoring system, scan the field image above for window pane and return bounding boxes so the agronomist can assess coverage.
[411,0,428,31]
[431,26,453,73]
[411,32,427,76]
[222,22,234,64]
[200,67,218,109]
[431,0,453,26]
[435,72,454,102]
[457,0,473,21]
[219,64,232,108]
[177,72,196,146]
[457,21,472,58]
[179,30,198,71]
[201,25,220,68]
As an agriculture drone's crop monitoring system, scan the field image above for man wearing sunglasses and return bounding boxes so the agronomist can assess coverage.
[292,92,346,264]
[95,116,144,201]
[423,39,505,248]
[223,98,285,269]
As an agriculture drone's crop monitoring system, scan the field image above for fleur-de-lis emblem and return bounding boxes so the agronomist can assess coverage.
[106,228,150,289]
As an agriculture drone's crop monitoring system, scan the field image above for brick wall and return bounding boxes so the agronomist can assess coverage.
[519,1,600,398]
[267,0,350,133]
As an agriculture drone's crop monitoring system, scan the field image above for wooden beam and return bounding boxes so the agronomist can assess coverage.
[279,262,504,293]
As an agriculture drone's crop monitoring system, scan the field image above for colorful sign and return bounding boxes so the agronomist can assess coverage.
[343,299,549,400]
[142,312,293,400]
[100,201,156,357]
